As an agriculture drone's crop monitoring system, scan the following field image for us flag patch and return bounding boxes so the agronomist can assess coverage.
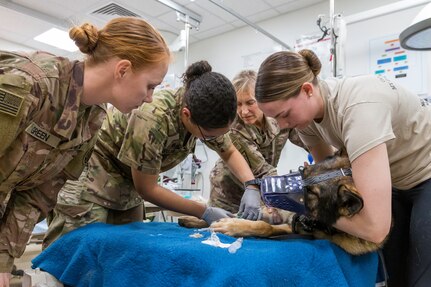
[0,88,24,117]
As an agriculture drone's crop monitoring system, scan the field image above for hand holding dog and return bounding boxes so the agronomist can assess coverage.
[239,187,262,220]
[201,206,234,225]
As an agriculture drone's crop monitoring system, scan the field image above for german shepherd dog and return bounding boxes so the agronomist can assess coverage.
[178,150,385,255]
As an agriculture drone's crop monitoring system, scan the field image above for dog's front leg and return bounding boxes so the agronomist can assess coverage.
[178,216,209,229]
[210,218,293,237]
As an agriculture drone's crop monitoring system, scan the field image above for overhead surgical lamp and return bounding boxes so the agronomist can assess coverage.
[399,2,431,50]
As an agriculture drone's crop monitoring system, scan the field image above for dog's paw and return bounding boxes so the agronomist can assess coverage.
[177,216,208,228]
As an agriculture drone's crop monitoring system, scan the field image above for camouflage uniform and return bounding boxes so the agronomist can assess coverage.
[208,116,306,213]
[44,88,232,247]
[0,51,106,272]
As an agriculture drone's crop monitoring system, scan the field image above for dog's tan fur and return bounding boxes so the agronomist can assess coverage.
[178,150,385,255]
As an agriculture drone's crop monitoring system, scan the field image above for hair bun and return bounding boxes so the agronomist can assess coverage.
[298,49,322,77]
[182,60,212,89]
[69,23,99,54]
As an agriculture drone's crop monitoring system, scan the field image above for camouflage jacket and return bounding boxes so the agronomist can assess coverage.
[81,88,232,210]
[209,116,306,212]
[0,51,106,271]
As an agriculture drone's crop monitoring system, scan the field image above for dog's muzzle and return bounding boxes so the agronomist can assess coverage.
[257,168,352,214]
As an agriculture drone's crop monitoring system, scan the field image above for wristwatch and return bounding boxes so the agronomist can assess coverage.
[244,178,261,188]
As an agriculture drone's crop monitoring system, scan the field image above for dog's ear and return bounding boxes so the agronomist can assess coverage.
[337,185,364,217]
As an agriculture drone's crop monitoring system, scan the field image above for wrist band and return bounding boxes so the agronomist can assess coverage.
[244,178,261,188]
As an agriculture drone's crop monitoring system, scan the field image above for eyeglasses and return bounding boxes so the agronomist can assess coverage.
[197,124,218,142]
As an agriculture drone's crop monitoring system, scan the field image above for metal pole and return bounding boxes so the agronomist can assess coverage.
[184,17,191,68]
[208,0,292,51]
[329,0,336,77]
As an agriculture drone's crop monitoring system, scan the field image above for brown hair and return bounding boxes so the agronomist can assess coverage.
[69,17,170,70]
[255,49,321,103]
[232,70,256,95]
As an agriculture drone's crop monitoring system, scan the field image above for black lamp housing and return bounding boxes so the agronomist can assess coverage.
[399,4,431,51]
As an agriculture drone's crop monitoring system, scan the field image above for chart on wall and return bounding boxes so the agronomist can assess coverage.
[369,34,428,96]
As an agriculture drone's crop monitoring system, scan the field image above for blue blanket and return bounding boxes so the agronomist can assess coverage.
[32,222,378,287]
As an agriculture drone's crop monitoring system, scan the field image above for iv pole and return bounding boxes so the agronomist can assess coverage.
[329,0,336,76]
[174,12,199,68]
[329,0,346,77]
[156,0,201,68]
[183,15,192,68]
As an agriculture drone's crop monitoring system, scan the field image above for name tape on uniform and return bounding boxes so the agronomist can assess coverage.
[25,122,61,148]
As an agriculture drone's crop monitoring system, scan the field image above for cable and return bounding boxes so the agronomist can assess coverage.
[317,16,330,42]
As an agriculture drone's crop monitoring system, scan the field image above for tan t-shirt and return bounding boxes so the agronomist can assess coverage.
[299,75,431,190]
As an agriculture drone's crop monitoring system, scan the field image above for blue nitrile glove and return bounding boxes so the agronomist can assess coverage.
[201,206,234,225]
[239,187,262,220]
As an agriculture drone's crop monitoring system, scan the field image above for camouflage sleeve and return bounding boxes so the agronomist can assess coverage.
[117,109,166,174]
[62,134,98,180]
[0,106,25,156]
[203,132,232,153]
[230,132,277,178]
[208,159,244,213]
[0,171,67,272]
[0,253,13,273]
[0,73,36,155]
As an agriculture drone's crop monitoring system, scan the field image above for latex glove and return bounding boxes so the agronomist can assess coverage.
[201,206,234,225]
[239,187,261,220]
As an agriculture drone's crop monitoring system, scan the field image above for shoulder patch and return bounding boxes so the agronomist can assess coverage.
[0,88,24,117]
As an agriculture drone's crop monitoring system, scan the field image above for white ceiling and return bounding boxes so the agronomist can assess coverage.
[0,0,326,57]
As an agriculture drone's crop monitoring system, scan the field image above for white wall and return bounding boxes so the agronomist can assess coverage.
[168,0,431,200]
[2,1,429,201]
[0,38,33,51]
[169,0,422,78]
